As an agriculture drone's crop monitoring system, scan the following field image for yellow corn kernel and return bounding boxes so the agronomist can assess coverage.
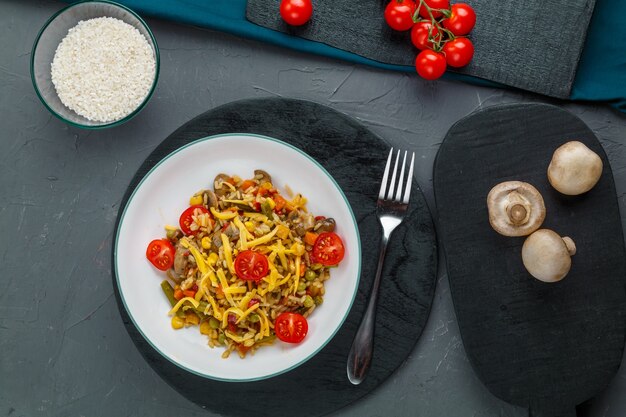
[189,194,203,206]
[265,197,276,209]
[201,237,211,250]
[185,311,200,326]
[261,182,273,190]
[208,252,219,265]
[276,224,290,239]
[199,321,212,335]
[244,221,255,233]
[171,316,185,329]
[291,243,305,256]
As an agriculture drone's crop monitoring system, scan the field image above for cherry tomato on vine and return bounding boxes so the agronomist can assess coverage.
[146,239,175,271]
[311,232,345,266]
[234,250,269,281]
[384,0,417,32]
[280,0,313,26]
[442,3,476,36]
[410,21,441,50]
[415,49,447,80]
[179,205,210,235]
[275,312,308,343]
[442,37,474,67]
[418,0,450,19]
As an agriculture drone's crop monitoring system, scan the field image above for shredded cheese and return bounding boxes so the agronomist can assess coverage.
[180,238,208,275]
[221,233,235,274]
[204,293,222,319]
[293,256,301,295]
[235,303,260,324]
[168,297,199,315]
[217,268,237,307]
[247,226,279,248]
[223,286,247,295]
[210,206,238,220]
[238,289,257,311]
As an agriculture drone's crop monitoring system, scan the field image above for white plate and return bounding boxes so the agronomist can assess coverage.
[114,133,361,381]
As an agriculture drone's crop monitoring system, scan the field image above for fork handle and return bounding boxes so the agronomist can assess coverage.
[347,231,391,385]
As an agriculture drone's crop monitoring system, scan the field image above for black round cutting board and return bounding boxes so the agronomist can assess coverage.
[433,103,626,417]
[111,98,437,417]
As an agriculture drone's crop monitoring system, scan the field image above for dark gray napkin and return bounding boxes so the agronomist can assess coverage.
[246,0,596,98]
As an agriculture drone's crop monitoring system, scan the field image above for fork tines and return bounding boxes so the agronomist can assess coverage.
[379,148,415,203]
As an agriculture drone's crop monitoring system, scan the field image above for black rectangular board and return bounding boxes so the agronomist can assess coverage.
[433,103,626,417]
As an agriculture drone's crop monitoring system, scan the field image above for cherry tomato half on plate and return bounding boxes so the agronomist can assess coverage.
[146,239,175,271]
[311,232,345,266]
[442,3,476,36]
[275,312,309,343]
[415,49,447,80]
[179,205,210,235]
[442,37,474,68]
[280,0,313,26]
[234,250,269,281]
[418,0,450,19]
[411,21,441,50]
[384,0,417,32]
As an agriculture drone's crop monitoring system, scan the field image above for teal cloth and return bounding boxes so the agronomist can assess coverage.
[68,0,626,112]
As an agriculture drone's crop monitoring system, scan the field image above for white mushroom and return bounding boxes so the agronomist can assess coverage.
[487,181,546,237]
[547,141,603,195]
[522,229,576,283]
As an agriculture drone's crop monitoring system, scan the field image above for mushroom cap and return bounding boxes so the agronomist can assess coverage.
[487,181,546,237]
[522,229,576,283]
[548,141,603,195]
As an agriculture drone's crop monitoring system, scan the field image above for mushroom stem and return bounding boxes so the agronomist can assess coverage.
[505,191,531,226]
[507,203,528,225]
[562,236,577,256]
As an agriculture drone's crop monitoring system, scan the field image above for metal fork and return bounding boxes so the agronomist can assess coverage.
[347,148,416,385]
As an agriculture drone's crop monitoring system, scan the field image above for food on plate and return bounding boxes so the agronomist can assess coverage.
[147,170,346,358]
[487,181,546,237]
[522,229,576,282]
[548,141,603,195]
[384,1,476,80]
[51,17,156,122]
[279,0,313,26]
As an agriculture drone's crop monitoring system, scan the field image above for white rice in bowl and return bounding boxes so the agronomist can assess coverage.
[50,17,156,123]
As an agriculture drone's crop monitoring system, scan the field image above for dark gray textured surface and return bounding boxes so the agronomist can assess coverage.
[246,0,596,98]
[1,1,626,416]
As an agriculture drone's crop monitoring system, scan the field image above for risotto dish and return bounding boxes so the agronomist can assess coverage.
[146,170,345,359]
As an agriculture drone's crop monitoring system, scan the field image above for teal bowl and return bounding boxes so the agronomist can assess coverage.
[31,1,160,129]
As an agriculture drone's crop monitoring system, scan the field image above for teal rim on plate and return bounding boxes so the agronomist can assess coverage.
[30,0,160,129]
[113,133,362,382]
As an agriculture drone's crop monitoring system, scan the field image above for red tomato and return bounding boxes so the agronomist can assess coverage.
[410,21,441,50]
[146,239,175,271]
[311,232,345,266]
[280,0,313,26]
[234,250,269,281]
[442,3,476,36]
[179,205,210,235]
[415,50,447,80]
[442,37,474,67]
[418,0,450,19]
[384,0,417,32]
[275,312,308,343]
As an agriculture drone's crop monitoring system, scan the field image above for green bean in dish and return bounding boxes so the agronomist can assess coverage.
[145,170,346,358]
